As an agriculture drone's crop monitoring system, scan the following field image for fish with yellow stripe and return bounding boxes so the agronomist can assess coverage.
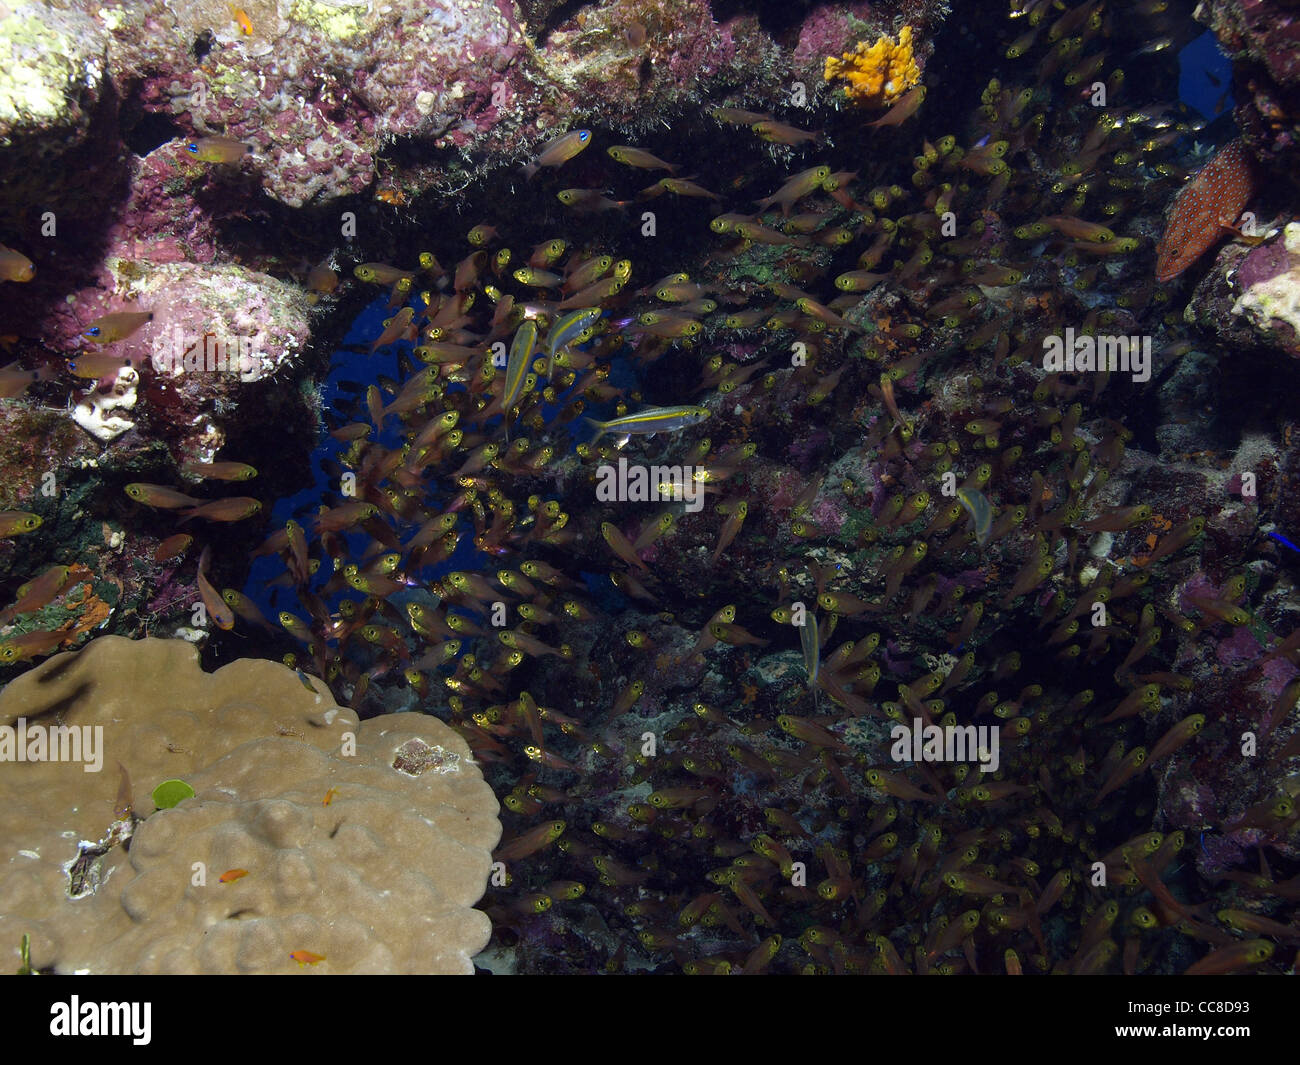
[501,319,538,441]
[584,405,710,447]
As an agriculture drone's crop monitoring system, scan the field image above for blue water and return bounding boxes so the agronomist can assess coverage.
[241,298,438,620]
[1179,30,1233,122]
[240,296,621,626]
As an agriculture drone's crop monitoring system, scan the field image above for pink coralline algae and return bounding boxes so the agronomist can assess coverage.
[1214,624,1265,670]
[135,0,524,208]
[792,5,877,70]
[1235,232,1295,291]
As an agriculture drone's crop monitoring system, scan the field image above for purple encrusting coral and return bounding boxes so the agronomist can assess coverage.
[1235,233,1294,291]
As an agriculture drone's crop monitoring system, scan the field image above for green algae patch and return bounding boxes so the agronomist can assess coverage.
[151,779,195,810]
[288,0,369,40]
[0,8,95,131]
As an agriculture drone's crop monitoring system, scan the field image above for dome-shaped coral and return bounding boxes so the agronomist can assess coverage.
[0,636,500,974]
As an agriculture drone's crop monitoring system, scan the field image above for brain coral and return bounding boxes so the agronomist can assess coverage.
[0,637,500,974]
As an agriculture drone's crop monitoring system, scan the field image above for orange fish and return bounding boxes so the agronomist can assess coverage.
[322,787,339,806]
[83,311,153,343]
[228,4,252,34]
[179,496,262,523]
[125,483,203,509]
[219,869,248,883]
[867,85,927,128]
[0,244,35,283]
[197,546,235,631]
[153,532,193,563]
[289,950,325,966]
[1154,138,1254,281]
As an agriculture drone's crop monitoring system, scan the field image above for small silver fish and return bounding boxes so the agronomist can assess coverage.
[1130,37,1173,57]
[800,609,820,709]
[957,488,993,546]
[543,307,601,380]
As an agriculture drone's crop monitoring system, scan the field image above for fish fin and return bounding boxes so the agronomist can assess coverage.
[582,417,605,446]
[1223,224,1267,247]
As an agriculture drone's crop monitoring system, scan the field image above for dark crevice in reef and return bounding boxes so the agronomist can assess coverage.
[710,0,818,42]
[122,110,186,159]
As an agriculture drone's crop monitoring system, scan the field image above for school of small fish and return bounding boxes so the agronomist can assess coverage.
[1,0,1297,976]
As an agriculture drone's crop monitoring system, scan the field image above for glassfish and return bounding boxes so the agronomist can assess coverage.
[607,146,678,172]
[125,484,202,509]
[0,244,34,282]
[197,547,234,630]
[523,129,592,180]
[0,511,41,536]
[181,460,258,481]
[179,497,262,522]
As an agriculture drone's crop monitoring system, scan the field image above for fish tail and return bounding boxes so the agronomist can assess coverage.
[522,161,539,181]
[583,417,606,446]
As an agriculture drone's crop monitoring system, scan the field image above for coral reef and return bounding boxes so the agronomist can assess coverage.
[0,0,1298,981]
[1197,0,1300,160]
[1231,221,1300,354]
[0,0,935,657]
[0,636,500,974]
[72,365,139,442]
[824,24,921,106]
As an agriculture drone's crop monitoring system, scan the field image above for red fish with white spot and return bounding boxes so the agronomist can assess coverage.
[1155,138,1254,281]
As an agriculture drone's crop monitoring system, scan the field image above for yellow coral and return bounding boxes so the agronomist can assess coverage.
[824,25,921,107]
